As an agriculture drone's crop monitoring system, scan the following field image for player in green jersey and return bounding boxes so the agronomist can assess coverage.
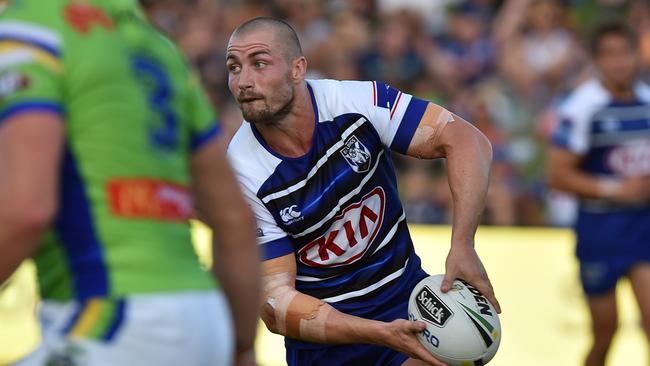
[0,0,260,365]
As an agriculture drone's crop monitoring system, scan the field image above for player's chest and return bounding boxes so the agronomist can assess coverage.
[258,121,387,239]
[588,106,650,175]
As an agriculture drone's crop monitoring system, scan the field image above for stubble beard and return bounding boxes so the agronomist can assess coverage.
[241,86,295,127]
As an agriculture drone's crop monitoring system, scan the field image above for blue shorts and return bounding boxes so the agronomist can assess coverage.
[578,256,649,296]
[575,208,650,296]
[286,342,408,366]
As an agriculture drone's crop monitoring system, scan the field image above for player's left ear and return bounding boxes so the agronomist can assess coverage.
[291,56,307,82]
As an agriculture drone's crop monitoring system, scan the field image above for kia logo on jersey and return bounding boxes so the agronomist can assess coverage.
[298,187,385,267]
[606,141,650,176]
[340,135,372,173]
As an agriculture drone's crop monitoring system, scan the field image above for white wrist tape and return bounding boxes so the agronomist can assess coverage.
[264,272,329,340]
[597,178,622,199]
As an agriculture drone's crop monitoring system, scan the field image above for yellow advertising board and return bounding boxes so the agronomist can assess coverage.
[0,226,645,365]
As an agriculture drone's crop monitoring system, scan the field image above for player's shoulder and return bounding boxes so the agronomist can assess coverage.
[141,25,188,69]
[227,122,254,158]
[0,0,66,51]
[560,78,610,117]
[1,0,63,22]
[633,81,650,103]
[307,78,372,92]
[307,78,374,101]
[227,122,283,192]
[307,78,376,122]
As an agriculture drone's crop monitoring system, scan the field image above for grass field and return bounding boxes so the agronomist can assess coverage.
[1,225,646,365]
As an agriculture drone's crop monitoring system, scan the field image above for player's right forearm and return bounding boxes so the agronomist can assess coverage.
[547,167,605,199]
[262,279,388,346]
[547,148,650,203]
[547,147,625,200]
[546,148,619,200]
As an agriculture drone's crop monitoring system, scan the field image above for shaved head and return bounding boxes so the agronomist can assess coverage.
[231,17,303,62]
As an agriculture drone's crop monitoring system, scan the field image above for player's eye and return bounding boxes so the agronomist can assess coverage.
[254,61,267,69]
[228,64,241,73]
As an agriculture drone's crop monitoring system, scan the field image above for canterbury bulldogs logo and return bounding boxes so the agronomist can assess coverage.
[340,135,371,173]
[279,204,303,225]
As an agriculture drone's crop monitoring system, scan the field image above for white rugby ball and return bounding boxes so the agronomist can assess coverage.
[407,275,501,366]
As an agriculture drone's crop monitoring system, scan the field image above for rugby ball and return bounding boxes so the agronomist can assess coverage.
[408,275,501,365]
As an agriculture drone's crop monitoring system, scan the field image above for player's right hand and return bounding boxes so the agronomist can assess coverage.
[381,319,449,366]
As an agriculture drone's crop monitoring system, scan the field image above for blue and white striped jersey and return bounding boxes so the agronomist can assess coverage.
[553,78,650,178]
[551,78,650,246]
[228,79,433,341]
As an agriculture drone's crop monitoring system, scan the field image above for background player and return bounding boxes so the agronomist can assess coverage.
[0,0,260,364]
[547,21,650,366]
[226,17,499,366]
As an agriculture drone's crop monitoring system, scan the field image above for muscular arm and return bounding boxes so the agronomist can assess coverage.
[408,104,492,244]
[0,113,63,283]
[190,136,261,354]
[261,253,377,343]
[261,253,445,365]
[406,103,500,312]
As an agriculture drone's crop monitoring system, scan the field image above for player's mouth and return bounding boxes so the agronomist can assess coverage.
[238,95,263,103]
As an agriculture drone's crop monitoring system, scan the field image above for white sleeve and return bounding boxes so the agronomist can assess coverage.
[241,186,294,261]
[552,99,592,155]
[337,80,429,154]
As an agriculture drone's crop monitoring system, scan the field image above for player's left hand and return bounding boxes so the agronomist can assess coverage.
[441,242,501,313]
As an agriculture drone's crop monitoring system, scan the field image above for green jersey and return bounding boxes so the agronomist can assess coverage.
[0,0,218,301]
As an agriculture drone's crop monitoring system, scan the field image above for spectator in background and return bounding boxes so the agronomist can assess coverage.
[547,22,650,366]
[358,11,425,91]
[434,3,495,87]
[376,0,460,35]
[496,0,584,110]
[306,9,370,80]
[402,161,450,224]
[137,0,650,229]
[627,0,650,82]
[277,0,332,59]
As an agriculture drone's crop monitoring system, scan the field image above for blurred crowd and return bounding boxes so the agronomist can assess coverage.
[143,0,650,226]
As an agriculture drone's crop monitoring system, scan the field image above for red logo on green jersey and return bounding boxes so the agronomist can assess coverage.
[65,2,113,34]
[108,179,193,221]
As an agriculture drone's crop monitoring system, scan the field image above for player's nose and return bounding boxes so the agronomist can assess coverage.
[237,66,254,91]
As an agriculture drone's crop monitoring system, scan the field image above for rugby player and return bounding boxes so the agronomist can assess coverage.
[0,1,260,364]
[226,17,500,366]
[547,21,650,366]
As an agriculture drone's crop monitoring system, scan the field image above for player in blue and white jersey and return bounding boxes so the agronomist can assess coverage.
[547,22,650,366]
[226,17,500,366]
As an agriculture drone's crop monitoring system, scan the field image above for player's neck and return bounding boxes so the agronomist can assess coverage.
[254,83,315,158]
[601,79,636,102]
